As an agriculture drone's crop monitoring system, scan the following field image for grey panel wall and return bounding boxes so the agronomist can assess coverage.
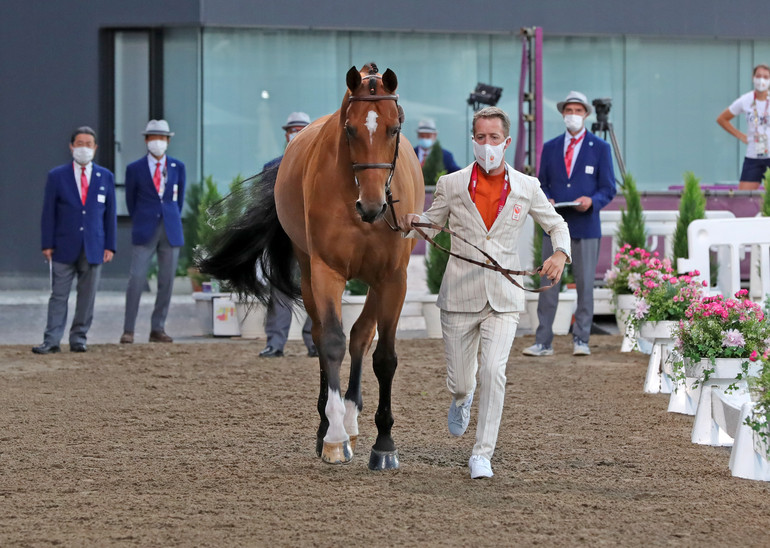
[1,0,768,287]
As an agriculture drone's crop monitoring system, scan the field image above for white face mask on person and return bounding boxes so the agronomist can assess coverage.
[418,138,435,150]
[564,114,584,133]
[472,138,509,172]
[72,146,95,165]
[147,139,168,157]
[754,77,770,93]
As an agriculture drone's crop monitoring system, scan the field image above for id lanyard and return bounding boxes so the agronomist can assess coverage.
[751,92,769,155]
[469,163,510,217]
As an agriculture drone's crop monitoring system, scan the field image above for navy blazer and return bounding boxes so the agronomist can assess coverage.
[413,145,462,174]
[537,131,616,239]
[40,162,117,265]
[125,155,186,246]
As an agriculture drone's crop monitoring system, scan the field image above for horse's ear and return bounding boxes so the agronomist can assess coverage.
[346,66,361,93]
[382,68,398,93]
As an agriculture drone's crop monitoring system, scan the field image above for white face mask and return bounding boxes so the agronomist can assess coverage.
[72,146,95,165]
[564,114,584,133]
[147,139,168,157]
[472,138,509,172]
[754,77,770,93]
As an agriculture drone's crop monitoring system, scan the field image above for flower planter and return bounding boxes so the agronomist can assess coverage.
[341,294,367,338]
[192,291,231,335]
[418,294,442,339]
[685,357,760,446]
[234,299,267,339]
[614,294,640,353]
[640,320,678,395]
[524,289,577,336]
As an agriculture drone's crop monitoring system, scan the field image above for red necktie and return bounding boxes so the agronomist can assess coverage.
[565,137,578,177]
[153,162,162,193]
[80,166,88,205]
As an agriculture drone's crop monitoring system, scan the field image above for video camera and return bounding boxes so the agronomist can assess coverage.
[467,83,503,111]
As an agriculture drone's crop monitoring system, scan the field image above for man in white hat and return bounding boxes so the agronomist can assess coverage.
[522,91,616,358]
[120,119,186,344]
[260,112,317,357]
[413,118,461,184]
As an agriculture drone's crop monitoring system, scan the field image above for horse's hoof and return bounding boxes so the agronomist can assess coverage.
[368,448,400,471]
[321,440,353,464]
[349,435,357,452]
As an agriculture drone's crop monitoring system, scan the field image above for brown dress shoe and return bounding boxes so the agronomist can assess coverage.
[120,332,134,344]
[149,330,173,343]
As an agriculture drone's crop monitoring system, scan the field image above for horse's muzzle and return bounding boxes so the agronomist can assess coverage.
[355,200,387,224]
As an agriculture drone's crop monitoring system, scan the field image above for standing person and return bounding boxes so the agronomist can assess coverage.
[400,107,571,479]
[523,91,616,358]
[717,64,770,190]
[33,126,117,354]
[120,120,186,344]
[413,118,461,176]
[259,112,317,358]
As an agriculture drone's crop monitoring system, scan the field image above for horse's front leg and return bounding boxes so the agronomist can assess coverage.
[368,275,408,470]
[308,261,352,464]
[345,295,378,452]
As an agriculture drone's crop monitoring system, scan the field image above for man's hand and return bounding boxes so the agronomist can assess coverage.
[574,196,593,212]
[399,213,421,233]
[540,250,567,282]
[42,249,53,262]
[104,250,114,263]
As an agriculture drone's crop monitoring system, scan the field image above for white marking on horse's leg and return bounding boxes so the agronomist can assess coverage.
[343,399,359,437]
[324,388,348,443]
[365,110,378,145]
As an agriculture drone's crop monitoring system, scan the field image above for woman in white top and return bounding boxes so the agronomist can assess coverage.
[717,64,770,190]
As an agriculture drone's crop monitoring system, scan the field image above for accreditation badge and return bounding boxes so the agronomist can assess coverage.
[512,203,522,221]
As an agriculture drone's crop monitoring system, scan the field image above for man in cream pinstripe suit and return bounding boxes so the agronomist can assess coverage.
[402,107,571,479]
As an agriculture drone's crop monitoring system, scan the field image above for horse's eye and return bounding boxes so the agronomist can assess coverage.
[389,126,400,137]
[345,125,356,138]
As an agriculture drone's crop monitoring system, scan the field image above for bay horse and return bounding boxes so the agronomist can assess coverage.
[200,63,424,470]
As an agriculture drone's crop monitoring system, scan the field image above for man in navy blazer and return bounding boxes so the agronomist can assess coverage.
[413,118,461,181]
[120,119,186,344]
[33,126,117,354]
[523,91,616,357]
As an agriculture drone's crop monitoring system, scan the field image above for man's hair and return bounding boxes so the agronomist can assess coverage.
[753,64,770,76]
[472,107,510,137]
[70,126,97,144]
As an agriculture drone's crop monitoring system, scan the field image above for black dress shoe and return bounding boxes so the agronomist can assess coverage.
[307,346,319,358]
[70,343,87,353]
[259,345,284,358]
[31,343,61,355]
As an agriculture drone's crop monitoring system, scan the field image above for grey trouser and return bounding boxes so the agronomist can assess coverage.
[43,251,102,346]
[123,223,180,334]
[265,286,314,351]
[535,235,599,347]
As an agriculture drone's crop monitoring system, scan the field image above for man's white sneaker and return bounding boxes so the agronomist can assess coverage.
[522,343,554,357]
[573,340,591,356]
[447,390,474,437]
[469,455,493,479]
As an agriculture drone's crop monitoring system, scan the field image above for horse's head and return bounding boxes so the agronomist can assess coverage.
[344,63,403,224]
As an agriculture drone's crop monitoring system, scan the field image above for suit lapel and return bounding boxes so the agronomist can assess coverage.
[571,132,592,179]
[457,168,488,231]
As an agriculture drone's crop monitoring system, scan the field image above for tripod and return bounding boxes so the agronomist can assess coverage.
[591,119,626,182]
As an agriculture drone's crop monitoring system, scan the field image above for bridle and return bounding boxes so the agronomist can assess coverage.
[346,74,402,231]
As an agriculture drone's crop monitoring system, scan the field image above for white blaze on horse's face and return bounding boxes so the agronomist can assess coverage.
[365,110,378,145]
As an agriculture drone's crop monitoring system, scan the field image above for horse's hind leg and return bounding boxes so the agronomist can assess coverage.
[345,296,378,452]
[368,280,407,471]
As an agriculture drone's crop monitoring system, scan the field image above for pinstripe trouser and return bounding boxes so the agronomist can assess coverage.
[441,303,520,460]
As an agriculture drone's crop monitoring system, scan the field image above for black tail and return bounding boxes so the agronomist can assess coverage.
[198,164,300,304]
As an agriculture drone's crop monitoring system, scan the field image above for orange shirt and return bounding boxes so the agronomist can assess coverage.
[469,169,509,230]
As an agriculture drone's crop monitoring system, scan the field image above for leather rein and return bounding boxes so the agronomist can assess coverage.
[347,75,556,293]
[411,221,557,293]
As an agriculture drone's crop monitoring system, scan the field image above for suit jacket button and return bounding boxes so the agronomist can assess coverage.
[486,235,491,240]
[80,227,84,231]
[567,184,571,187]
[485,259,491,265]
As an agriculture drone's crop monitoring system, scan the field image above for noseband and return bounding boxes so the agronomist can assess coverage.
[347,75,402,231]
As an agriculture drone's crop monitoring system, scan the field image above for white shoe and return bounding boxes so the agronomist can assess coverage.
[522,343,554,356]
[469,455,493,479]
[447,390,474,437]
[573,340,591,356]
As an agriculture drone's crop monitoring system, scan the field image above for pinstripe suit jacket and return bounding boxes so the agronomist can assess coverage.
[413,162,571,313]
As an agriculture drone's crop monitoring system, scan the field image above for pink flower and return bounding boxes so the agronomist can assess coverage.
[750,350,759,361]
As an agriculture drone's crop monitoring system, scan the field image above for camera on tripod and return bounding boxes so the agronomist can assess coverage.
[467,83,503,111]
[591,98,612,133]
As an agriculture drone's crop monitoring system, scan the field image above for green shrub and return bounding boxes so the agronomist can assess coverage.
[616,172,647,250]
[425,228,450,294]
[672,171,705,265]
[346,278,369,296]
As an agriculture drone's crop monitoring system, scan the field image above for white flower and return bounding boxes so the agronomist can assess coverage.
[721,329,745,348]
[628,272,642,291]
[634,299,649,319]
